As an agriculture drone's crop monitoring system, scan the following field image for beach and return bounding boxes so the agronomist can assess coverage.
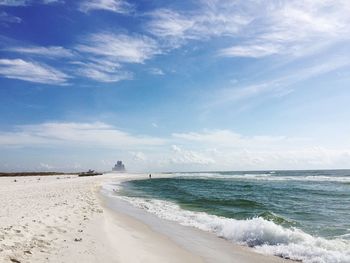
[0,173,291,263]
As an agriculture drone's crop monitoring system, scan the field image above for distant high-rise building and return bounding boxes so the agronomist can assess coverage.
[112,161,126,172]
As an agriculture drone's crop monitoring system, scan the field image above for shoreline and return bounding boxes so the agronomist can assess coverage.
[1,173,292,262]
[100,173,292,263]
[98,190,204,262]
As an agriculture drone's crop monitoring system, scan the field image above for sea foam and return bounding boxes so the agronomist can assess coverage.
[104,182,350,263]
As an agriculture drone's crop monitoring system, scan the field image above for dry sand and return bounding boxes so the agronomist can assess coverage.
[0,173,291,263]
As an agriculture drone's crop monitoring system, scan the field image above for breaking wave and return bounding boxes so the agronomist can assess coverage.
[103,182,350,263]
[174,172,350,183]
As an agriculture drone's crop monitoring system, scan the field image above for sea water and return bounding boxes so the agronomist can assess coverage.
[109,170,350,263]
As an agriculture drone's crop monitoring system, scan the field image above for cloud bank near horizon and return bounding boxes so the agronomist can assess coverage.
[1,121,349,172]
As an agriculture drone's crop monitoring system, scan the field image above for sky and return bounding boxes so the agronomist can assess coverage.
[1,0,350,172]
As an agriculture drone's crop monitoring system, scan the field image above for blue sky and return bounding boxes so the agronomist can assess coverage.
[1,0,350,172]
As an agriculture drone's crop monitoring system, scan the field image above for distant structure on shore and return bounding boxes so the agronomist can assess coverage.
[112,161,126,172]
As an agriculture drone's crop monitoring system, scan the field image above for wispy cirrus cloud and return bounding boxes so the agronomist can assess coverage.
[5,46,75,58]
[146,4,251,48]
[0,0,28,6]
[0,11,22,26]
[0,58,69,84]
[207,55,350,108]
[42,0,63,4]
[73,32,160,82]
[79,0,133,14]
[0,0,62,6]
[72,60,133,82]
[146,0,350,59]
[218,0,350,58]
[0,32,161,84]
[219,44,281,58]
[147,9,195,43]
[76,33,161,63]
[148,67,164,76]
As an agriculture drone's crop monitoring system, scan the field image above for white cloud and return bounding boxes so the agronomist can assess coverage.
[147,9,195,43]
[170,145,215,165]
[0,0,28,6]
[170,129,350,170]
[5,46,74,58]
[42,0,63,3]
[0,11,22,25]
[1,32,160,83]
[1,40,139,83]
[76,33,161,64]
[1,123,349,171]
[0,0,62,6]
[1,32,161,84]
[147,4,251,47]
[130,151,147,161]
[77,66,132,83]
[72,60,132,82]
[0,58,69,84]
[0,122,165,148]
[207,55,350,107]
[218,0,350,58]
[149,67,164,75]
[146,0,350,58]
[79,0,133,14]
[173,130,297,150]
[219,43,281,58]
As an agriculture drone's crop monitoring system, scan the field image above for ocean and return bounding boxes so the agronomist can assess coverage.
[110,170,350,263]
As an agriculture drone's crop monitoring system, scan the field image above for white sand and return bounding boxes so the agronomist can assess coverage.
[0,173,291,263]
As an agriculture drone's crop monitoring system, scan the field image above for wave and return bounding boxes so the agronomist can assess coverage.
[189,197,265,209]
[175,172,350,183]
[258,211,297,226]
[104,182,350,263]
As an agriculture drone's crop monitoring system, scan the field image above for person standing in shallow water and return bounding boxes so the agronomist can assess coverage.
[149,174,151,179]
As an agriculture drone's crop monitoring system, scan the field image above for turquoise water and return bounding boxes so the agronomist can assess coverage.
[116,170,350,262]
